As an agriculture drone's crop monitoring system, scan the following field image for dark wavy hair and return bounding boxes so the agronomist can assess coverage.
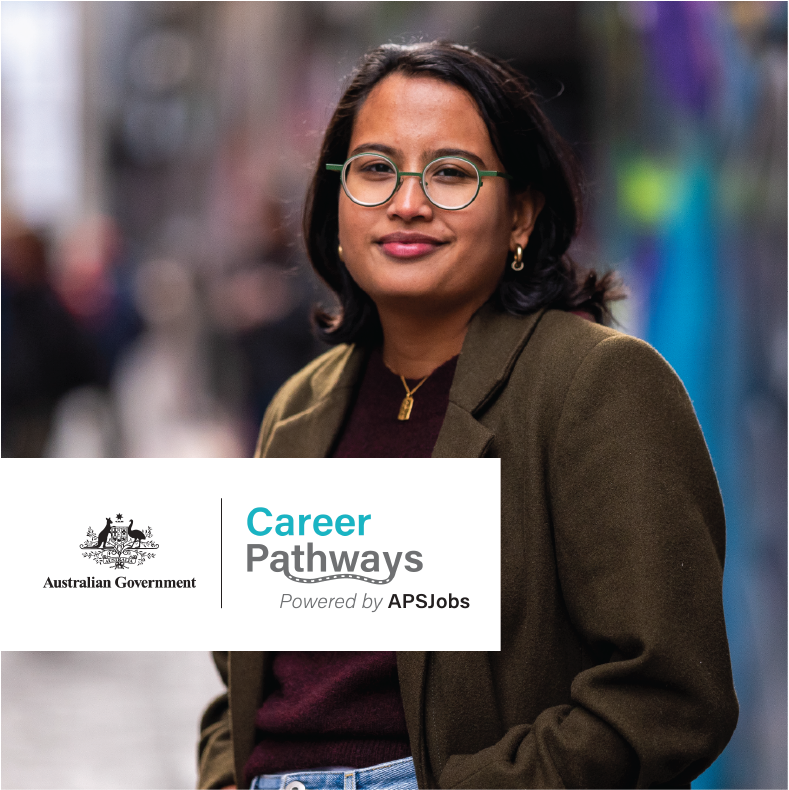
[304,41,621,345]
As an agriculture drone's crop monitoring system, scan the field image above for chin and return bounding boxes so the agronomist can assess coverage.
[369,286,438,305]
[366,273,446,300]
[372,286,472,316]
[351,266,437,297]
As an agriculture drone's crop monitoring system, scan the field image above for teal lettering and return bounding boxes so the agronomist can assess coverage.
[335,514,355,536]
[359,514,371,535]
[299,514,312,535]
[247,507,273,536]
[313,514,332,536]
[275,514,294,536]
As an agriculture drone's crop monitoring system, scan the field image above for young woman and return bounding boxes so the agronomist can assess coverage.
[199,42,738,790]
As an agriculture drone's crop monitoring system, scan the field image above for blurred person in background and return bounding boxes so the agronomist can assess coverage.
[199,42,738,790]
[43,215,144,457]
[55,215,142,377]
[1,215,106,457]
[112,255,245,458]
[206,197,326,454]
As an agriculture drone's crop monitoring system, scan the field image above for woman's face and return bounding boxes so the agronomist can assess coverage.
[338,73,541,318]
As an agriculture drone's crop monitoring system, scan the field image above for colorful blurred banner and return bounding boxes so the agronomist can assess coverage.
[591,4,787,786]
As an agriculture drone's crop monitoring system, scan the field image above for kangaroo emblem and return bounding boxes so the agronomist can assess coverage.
[92,517,113,549]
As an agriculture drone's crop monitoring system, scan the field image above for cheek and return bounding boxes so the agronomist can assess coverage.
[337,196,365,248]
[337,200,374,288]
[458,201,512,269]
[337,196,349,236]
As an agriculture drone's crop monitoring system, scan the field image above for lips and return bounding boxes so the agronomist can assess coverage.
[377,232,445,259]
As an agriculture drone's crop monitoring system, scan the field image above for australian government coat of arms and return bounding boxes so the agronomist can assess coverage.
[80,514,159,570]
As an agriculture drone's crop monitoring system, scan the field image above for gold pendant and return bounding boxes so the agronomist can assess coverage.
[398,395,414,421]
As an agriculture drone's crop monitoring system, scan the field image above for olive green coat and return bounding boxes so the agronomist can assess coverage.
[198,306,738,789]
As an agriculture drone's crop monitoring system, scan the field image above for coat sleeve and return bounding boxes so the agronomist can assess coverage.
[438,334,738,789]
[197,652,236,790]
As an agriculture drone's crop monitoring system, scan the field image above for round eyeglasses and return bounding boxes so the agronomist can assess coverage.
[326,153,512,211]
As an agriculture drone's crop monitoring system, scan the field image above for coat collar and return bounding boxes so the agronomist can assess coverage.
[263,303,545,459]
[262,345,367,458]
[450,302,546,414]
[432,303,546,458]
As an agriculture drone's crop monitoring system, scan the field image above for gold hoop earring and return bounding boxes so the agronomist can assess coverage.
[511,244,524,271]
[338,243,344,262]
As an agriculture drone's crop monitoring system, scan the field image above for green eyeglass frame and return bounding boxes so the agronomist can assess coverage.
[326,152,512,210]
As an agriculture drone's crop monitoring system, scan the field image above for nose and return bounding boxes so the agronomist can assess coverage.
[386,174,433,221]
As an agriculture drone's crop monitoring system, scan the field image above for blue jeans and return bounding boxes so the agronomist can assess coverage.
[250,757,418,790]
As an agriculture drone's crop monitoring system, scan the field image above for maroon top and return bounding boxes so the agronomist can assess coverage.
[243,652,412,781]
[333,348,459,458]
[244,350,457,781]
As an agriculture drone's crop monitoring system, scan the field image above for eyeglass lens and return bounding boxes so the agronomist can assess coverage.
[343,155,480,209]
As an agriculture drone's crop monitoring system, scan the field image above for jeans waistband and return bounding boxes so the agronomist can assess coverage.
[250,756,417,790]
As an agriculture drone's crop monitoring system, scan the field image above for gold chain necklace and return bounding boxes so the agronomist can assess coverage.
[397,373,431,421]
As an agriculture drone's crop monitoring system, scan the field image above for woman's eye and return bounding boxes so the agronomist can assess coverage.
[361,162,395,175]
[433,166,473,180]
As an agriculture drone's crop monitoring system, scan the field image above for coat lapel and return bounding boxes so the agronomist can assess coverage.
[432,304,546,458]
[229,651,269,786]
[263,305,545,459]
[263,346,367,458]
[412,306,546,784]
[432,402,494,458]
[396,651,433,787]
[264,391,353,457]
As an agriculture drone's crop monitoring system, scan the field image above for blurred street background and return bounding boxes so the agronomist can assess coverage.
[1,2,786,788]
[1,652,225,789]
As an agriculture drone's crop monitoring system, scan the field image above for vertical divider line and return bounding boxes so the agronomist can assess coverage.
[220,497,223,609]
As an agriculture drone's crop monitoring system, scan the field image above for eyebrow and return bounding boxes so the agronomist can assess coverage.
[347,143,488,169]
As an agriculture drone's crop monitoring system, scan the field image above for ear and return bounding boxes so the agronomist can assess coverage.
[509,188,545,252]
